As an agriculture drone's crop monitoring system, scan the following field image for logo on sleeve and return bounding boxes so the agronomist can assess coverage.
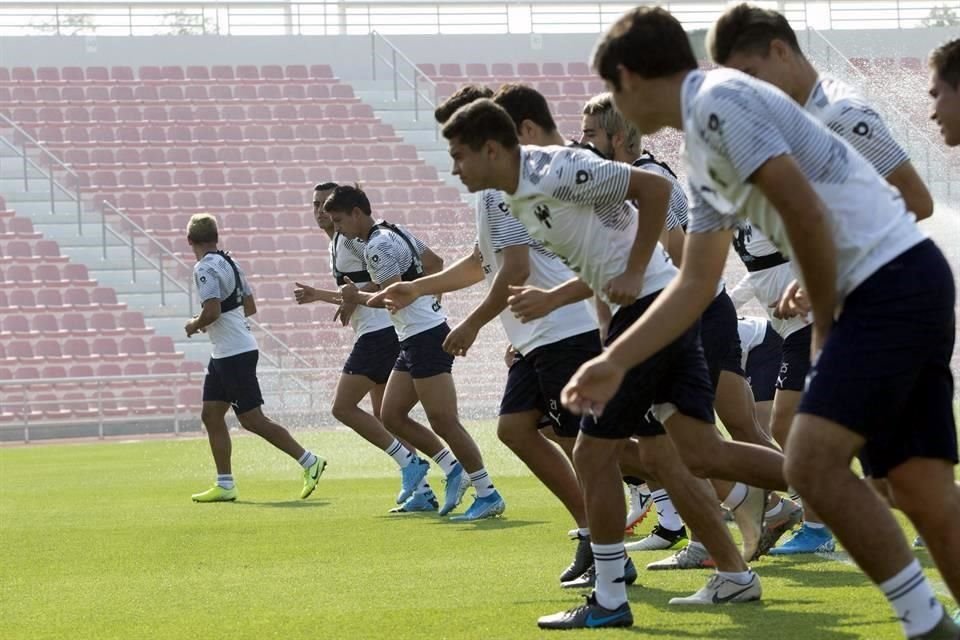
[199,276,207,283]
[575,170,590,184]
[852,121,870,136]
[371,254,380,263]
[534,203,552,229]
[708,113,721,132]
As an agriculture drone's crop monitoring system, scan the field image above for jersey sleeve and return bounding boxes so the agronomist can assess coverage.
[687,184,740,233]
[545,148,631,207]
[364,236,405,284]
[826,100,908,177]
[194,263,224,303]
[484,191,533,251]
[697,84,792,183]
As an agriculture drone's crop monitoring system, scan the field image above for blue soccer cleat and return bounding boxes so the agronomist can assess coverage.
[390,489,439,513]
[439,463,470,516]
[397,457,430,504]
[450,490,506,521]
[769,524,835,555]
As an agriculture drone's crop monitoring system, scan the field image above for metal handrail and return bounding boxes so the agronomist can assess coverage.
[805,26,954,195]
[371,29,438,126]
[0,113,85,231]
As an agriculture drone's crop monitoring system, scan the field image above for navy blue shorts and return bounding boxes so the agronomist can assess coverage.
[393,323,454,379]
[798,240,958,478]
[701,290,745,386]
[202,349,264,415]
[777,325,812,393]
[745,322,783,403]
[500,330,602,438]
[581,292,716,439]
[343,326,400,385]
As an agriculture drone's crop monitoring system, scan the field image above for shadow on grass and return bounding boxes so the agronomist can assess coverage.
[235,500,331,508]
[429,517,548,531]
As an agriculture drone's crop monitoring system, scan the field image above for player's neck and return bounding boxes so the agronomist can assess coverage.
[545,131,566,146]
[357,216,375,239]
[193,243,218,261]
[660,72,690,131]
[502,147,522,195]
[791,58,820,105]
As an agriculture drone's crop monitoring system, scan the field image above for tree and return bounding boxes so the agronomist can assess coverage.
[33,13,96,36]
[922,5,959,27]
[162,10,216,35]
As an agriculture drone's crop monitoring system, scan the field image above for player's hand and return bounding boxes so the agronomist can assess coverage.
[294,282,321,305]
[561,354,627,418]
[368,282,419,313]
[184,317,201,338]
[338,276,363,305]
[773,280,810,319]
[507,285,556,323]
[334,302,357,326]
[504,345,518,368]
[443,320,480,357]
[603,271,644,307]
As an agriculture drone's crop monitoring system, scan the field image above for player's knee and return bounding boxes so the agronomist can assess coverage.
[200,407,225,430]
[782,448,825,496]
[424,411,459,436]
[236,411,266,434]
[496,416,536,451]
[331,401,356,424]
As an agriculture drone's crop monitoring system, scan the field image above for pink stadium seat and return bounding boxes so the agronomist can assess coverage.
[35,340,62,360]
[120,337,147,357]
[261,65,284,80]
[63,339,90,359]
[3,315,31,334]
[32,314,59,334]
[13,67,35,82]
[209,85,233,101]
[7,340,34,361]
[283,85,307,101]
[542,62,565,77]
[310,64,334,79]
[36,289,62,307]
[330,85,354,99]
[92,287,120,306]
[161,66,185,81]
[86,66,109,82]
[257,85,282,100]
[285,65,309,79]
[33,67,58,82]
[34,264,60,282]
[211,65,235,81]
[567,62,591,76]
[237,65,260,81]
[139,66,163,81]
[148,335,175,354]
[111,66,135,82]
[517,62,540,77]
[306,85,330,100]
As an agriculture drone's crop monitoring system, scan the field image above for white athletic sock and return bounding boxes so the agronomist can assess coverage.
[805,521,827,530]
[718,570,754,584]
[720,483,749,511]
[297,451,318,469]
[384,439,413,468]
[652,489,684,531]
[469,468,495,498]
[880,559,943,637]
[431,448,458,475]
[591,542,628,610]
[765,500,784,520]
[216,474,234,490]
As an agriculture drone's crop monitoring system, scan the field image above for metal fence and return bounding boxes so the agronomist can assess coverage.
[0,0,958,35]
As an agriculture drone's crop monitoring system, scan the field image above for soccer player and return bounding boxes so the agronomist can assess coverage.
[185,214,326,503]
[443,98,790,629]
[736,315,783,432]
[325,185,505,521]
[370,84,605,581]
[580,92,795,555]
[292,183,435,512]
[929,37,960,147]
[708,3,935,556]
[579,7,959,637]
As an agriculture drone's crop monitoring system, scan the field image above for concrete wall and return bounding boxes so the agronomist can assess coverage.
[2,27,957,78]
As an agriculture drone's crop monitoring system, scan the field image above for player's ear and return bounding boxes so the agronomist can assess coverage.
[770,39,790,62]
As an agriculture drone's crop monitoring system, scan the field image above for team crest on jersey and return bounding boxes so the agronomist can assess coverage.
[708,113,721,131]
[371,254,380,263]
[853,121,870,136]
[199,276,207,283]
[575,170,590,184]
[534,203,552,228]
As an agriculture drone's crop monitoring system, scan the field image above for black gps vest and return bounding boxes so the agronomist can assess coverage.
[204,250,244,313]
[366,221,425,282]
[331,232,373,286]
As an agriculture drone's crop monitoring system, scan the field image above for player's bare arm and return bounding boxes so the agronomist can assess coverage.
[507,277,594,323]
[368,246,484,311]
[186,298,222,337]
[884,160,934,221]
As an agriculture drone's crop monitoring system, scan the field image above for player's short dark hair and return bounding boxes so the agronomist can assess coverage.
[434,84,494,124]
[492,84,557,134]
[708,4,803,65]
[930,38,960,89]
[592,7,698,90]
[314,182,339,192]
[323,184,371,216]
[441,98,519,151]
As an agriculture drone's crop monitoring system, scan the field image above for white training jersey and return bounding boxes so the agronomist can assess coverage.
[364,223,446,341]
[504,145,678,313]
[737,315,770,371]
[682,69,925,303]
[194,252,258,359]
[475,189,597,355]
[330,233,394,337]
[632,154,689,231]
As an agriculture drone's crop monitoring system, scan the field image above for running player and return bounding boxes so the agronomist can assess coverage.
[736,315,783,431]
[369,83,608,583]
[325,185,505,521]
[292,183,435,512]
[443,97,790,628]
[582,7,959,637]
[708,3,935,555]
[185,214,326,503]
[929,37,960,147]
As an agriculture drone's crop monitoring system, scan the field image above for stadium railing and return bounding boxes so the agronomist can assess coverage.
[0,0,957,36]
[370,30,438,130]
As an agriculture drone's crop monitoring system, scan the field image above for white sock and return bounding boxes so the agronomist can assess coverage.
[297,451,318,469]
[415,476,432,495]
[591,542,628,610]
[805,521,827,530]
[718,570,754,584]
[652,489,684,531]
[216,474,234,490]
[431,448,458,475]
[721,483,749,511]
[469,468,495,498]
[385,439,413,468]
[880,559,943,637]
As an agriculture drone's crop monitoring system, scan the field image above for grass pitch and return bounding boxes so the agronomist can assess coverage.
[0,423,954,640]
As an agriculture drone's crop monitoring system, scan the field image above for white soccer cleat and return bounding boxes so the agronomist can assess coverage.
[625,484,652,532]
[669,572,762,605]
[732,486,766,562]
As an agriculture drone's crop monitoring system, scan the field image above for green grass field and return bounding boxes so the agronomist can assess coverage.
[0,423,954,640]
